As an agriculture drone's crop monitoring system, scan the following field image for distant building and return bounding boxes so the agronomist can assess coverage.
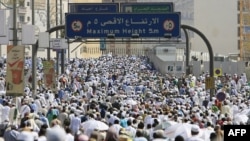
[99,0,240,59]
[239,0,250,61]
[1,0,246,60]
[0,0,69,58]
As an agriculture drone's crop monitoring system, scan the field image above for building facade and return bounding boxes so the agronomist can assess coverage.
[100,0,238,60]
[1,0,247,60]
[0,0,67,58]
[239,0,250,61]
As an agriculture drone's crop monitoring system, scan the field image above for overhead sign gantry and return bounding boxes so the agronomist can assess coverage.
[65,13,181,39]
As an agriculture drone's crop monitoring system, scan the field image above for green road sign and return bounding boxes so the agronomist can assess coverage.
[120,2,174,13]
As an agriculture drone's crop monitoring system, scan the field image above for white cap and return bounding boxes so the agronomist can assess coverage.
[191,125,200,133]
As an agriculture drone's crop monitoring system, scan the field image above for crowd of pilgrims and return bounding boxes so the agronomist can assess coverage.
[0,55,248,141]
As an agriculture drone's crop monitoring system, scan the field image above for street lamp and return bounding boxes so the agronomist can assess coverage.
[47,0,50,60]
[12,0,17,45]
[0,0,25,45]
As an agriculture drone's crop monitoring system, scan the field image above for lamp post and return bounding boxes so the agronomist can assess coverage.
[56,0,59,76]
[47,0,50,60]
[60,0,65,74]
[55,0,64,75]
[12,0,17,46]
[31,0,37,98]
[67,0,70,60]
[0,0,25,46]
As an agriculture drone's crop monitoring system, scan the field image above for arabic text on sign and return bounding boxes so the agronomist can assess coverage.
[43,61,53,69]
[52,39,61,48]
[11,49,21,60]
[69,4,118,13]
[80,6,109,11]
[86,17,160,27]
[132,6,171,13]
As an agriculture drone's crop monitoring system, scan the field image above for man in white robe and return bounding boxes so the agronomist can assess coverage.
[69,114,81,135]
[8,104,17,125]
[2,103,10,122]
[34,97,42,112]
[0,77,5,95]
[221,101,232,119]
[19,103,31,118]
